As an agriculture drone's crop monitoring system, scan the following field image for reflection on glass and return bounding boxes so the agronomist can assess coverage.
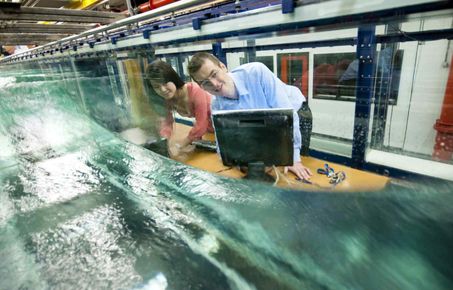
[313,52,356,99]
[312,50,403,102]
[240,55,274,72]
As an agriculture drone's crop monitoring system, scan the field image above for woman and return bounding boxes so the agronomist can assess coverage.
[145,60,213,154]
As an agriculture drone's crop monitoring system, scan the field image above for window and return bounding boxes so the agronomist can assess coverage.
[277,52,309,97]
[313,52,356,101]
[240,56,274,72]
[313,50,403,103]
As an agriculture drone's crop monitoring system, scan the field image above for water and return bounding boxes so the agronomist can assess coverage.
[1,60,452,290]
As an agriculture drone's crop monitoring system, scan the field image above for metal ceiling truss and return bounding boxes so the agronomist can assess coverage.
[0,7,124,23]
[0,0,124,46]
[0,33,79,45]
[0,23,96,34]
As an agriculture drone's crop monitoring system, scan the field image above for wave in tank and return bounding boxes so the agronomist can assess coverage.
[0,76,16,88]
[1,61,452,290]
[134,273,168,290]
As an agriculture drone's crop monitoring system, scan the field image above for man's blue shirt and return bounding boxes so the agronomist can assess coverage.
[211,62,305,162]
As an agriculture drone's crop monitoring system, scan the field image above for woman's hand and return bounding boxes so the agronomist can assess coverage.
[168,139,194,160]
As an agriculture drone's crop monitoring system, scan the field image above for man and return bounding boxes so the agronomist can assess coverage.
[188,52,312,180]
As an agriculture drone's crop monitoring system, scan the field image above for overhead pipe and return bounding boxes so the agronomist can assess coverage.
[137,0,177,14]
[433,54,453,161]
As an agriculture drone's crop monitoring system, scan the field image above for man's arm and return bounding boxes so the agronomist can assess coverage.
[253,63,302,159]
[252,63,312,180]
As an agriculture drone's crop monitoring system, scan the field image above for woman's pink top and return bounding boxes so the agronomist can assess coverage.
[159,82,213,141]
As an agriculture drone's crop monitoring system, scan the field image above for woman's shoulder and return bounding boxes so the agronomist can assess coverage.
[186,81,200,91]
[187,82,211,97]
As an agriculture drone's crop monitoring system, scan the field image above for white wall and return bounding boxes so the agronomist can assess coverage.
[384,17,452,156]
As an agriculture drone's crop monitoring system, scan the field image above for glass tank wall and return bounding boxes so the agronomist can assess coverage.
[1,1,453,289]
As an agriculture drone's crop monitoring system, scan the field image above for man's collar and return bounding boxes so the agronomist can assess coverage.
[230,72,248,98]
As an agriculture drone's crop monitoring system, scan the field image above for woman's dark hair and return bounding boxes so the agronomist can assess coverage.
[145,60,185,89]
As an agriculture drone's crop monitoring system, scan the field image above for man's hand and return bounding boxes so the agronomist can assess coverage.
[168,142,181,157]
[285,161,313,180]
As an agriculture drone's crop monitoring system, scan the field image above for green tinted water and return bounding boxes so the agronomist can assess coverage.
[0,60,452,290]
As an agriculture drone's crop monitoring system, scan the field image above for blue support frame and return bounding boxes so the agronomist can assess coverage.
[352,25,376,169]
[212,42,227,65]
[142,29,151,39]
[245,39,257,63]
[132,0,452,49]
[371,23,400,150]
[192,18,203,30]
[282,0,294,14]
[176,54,185,80]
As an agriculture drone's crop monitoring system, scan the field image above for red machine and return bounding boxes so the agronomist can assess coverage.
[433,55,453,161]
[138,0,177,13]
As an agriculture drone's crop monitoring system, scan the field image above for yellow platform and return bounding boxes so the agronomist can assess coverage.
[169,123,389,192]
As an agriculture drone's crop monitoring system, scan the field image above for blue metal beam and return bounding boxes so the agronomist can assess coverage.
[136,1,453,48]
[212,42,227,65]
[352,25,376,169]
[154,27,452,58]
[377,28,453,43]
[282,0,294,14]
[225,38,357,53]
[192,18,203,30]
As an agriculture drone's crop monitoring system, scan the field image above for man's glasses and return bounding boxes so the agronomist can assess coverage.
[197,69,219,89]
